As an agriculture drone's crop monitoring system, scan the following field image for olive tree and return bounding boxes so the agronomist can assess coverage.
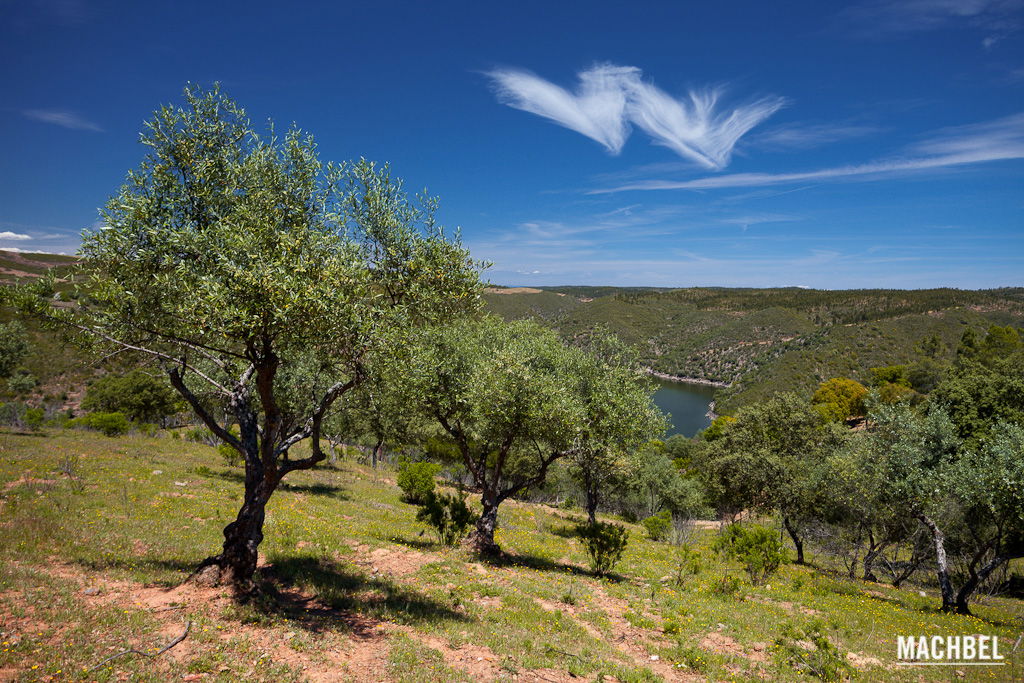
[701,392,847,563]
[402,316,662,554]
[12,86,481,590]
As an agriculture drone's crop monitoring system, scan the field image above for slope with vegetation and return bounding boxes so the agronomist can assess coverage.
[483,286,1024,412]
[1,428,1021,681]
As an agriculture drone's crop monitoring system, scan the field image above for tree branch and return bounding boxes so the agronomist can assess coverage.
[168,364,243,452]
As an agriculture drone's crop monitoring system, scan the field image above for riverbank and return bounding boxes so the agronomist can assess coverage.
[646,368,731,388]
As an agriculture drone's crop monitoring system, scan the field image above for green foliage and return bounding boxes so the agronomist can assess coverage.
[81,412,131,437]
[869,365,910,387]
[397,461,442,505]
[713,523,786,586]
[82,370,179,423]
[671,544,702,587]
[415,490,476,546]
[218,442,243,467]
[811,377,867,422]
[775,621,853,682]
[700,415,735,441]
[0,321,29,379]
[23,407,45,432]
[5,370,37,395]
[641,510,671,541]
[576,521,629,576]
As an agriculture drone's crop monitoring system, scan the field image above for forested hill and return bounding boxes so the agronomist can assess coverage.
[483,285,1024,413]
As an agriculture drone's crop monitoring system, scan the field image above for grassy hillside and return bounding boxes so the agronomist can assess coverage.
[483,286,1024,413]
[0,251,98,410]
[0,429,1021,681]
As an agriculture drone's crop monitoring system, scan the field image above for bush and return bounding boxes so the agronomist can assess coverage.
[6,370,37,395]
[82,370,180,423]
[84,412,131,437]
[416,491,476,546]
[775,621,854,682]
[218,442,243,467]
[23,407,45,432]
[397,461,442,504]
[576,521,629,576]
[641,510,672,541]
[672,544,702,587]
[713,523,786,586]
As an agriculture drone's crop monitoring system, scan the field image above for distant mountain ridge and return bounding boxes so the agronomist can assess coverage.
[483,285,1024,413]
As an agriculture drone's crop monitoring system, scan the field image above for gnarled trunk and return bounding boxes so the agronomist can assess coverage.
[955,553,1017,615]
[466,488,501,555]
[194,468,278,592]
[783,516,805,564]
[917,513,956,612]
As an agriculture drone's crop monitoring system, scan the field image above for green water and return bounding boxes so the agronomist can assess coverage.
[651,377,717,438]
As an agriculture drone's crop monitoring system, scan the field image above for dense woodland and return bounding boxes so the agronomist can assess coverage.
[0,87,1021,681]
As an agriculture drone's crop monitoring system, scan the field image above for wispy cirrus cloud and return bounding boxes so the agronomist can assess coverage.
[840,0,1024,47]
[486,64,784,169]
[487,64,636,154]
[752,122,883,150]
[22,109,103,132]
[592,112,1024,193]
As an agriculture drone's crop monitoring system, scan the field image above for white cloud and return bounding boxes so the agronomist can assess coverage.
[487,64,636,154]
[753,122,882,150]
[22,109,103,132]
[623,83,785,169]
[592,112,1024,193]
[486,64,784,168]
[0,231,32,241]
[843,0,1023,33]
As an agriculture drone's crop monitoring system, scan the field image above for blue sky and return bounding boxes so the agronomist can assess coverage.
[1,0,1022,288]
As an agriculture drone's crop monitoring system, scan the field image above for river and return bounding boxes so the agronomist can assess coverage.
[651,377,717,438]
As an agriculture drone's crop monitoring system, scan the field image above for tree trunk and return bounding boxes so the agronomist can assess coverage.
[917,513,955,611]
[194,471,277,592]
[582,467,598,525]
[954,554,1015,615]
[783,516,805,564]
[466,487,501,556]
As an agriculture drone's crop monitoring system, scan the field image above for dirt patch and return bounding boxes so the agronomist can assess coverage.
[3,477,57,492]
[348,544,437,578]
[699,631,769,664]
[846,651,885,670]
[586,585,694,680]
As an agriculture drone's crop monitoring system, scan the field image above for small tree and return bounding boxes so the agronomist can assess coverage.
[402,315,661,554]
[10,86,482,590]
[397,461,442,504]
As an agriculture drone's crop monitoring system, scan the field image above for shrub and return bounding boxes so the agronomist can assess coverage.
[397,461,442,504]
[416,491,476,545]
[84,412,131,437]
[576,521,629,576]
[82,370,180,423]
[641,510,672,541]
[135,422,159,437]
[6,370,37,395]
[713,523,786,586]
[23,407,45,432]
[218,442,243,467]
[672,544,702,587]
[711,574,743,597]
[775,621,854,682]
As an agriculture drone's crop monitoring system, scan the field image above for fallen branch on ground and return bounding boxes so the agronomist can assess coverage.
[88,620,192,672]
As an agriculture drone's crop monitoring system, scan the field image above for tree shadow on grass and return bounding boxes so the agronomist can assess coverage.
[479,550,626,583]
[205,469,350,499]
[255,554,468,633]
